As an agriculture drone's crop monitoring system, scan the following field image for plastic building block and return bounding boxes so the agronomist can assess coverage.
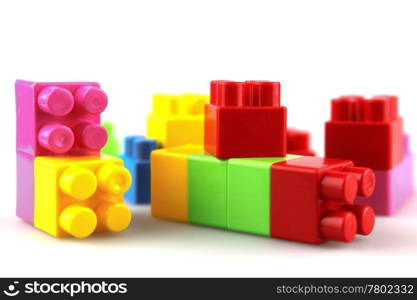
[188,154,228,228]
[121,136,158,204]
[34,154,132,238]
[16,152,35,224]
[146,94,209,148]
[151,145,203,222]
[356,134,414,215]
[102,122,121,156]
[205,80,287,159]
[16,80,108,156]
[270,156,376,244]
[325,95,403,170]
[150,149,376,244]
[227,155,300,236]
[287,128,316,156]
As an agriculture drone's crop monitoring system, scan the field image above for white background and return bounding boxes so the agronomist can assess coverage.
[0,0,416,277]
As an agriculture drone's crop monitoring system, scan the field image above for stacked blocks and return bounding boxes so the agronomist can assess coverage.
[287,128,316,156]
[205,81,287,158]
[146,94,209,148]
[121,136,158,204]
[151,79,376,245]
[122,93,208,205]
[151,149,376,244]
[16,80,132,238]
[325,95,413,215]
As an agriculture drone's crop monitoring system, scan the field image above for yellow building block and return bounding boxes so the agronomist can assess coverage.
[146,94,209,148]
[34,154,132,238]
[151,145,203,222]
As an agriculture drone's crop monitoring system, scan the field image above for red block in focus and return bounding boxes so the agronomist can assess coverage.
[325,95,403,170]
[270,156,375,244]
[205,80,287,159]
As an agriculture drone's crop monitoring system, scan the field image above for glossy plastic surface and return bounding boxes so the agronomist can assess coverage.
[205,80,287,159]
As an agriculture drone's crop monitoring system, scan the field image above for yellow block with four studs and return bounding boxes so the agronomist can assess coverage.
[34,154,132,238]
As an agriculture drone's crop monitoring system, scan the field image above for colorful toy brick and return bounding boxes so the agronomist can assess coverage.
[16,152,35,223]
[287,128,316,156]
[16,80,108,156]
[355,134,414,215]
[205,80,287,159]
[325,95,403,170]
[146,94,209,148]
[34,155,132,238]
[102,122,121,156]
[151,145,204,222]
[227,155,300,236]
[271,156,376,244]
[121,136,158,204]
[188,154,228,228]
[151,148,376,244]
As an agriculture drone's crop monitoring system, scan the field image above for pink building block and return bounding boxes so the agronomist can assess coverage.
[16,152,34,223]
[16,80,108,156]
[356,134,414,215]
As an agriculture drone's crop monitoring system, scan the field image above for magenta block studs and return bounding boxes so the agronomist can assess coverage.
[15,80,109,222]
[16,80,108,156]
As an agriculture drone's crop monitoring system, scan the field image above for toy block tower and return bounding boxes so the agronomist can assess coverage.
[150,80,377,244]
[121,93,208,205]
[325,95,414,215]
[16,80,132,238]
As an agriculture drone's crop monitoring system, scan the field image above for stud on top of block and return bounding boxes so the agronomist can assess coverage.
[16,80,109,156]
[331,95,399,122]
[210,80,280,107]
[151,94,208,116]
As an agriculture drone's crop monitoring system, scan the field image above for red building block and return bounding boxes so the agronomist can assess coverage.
[287,128,316,156]
[16,80,108,156]
[325,95,403,170]
[271,156,375,244]
[205,80,287,159]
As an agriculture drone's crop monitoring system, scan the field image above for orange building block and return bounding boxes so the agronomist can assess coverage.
[151,145,203,222]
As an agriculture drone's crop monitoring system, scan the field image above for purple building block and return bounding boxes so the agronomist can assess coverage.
[356,134,414,215]
[16,80,108,156]
[16,152,35,223]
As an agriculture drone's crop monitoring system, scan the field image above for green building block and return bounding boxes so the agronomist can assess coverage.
[188,153,228,228]
[227,155,300,236]
[102,122,121,156]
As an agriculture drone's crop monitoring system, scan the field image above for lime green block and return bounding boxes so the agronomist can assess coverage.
[102,122,121,156]
[188,153,228,228]
[227,155,301,236]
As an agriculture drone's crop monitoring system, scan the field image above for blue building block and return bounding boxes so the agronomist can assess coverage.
[121,136,158,204]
